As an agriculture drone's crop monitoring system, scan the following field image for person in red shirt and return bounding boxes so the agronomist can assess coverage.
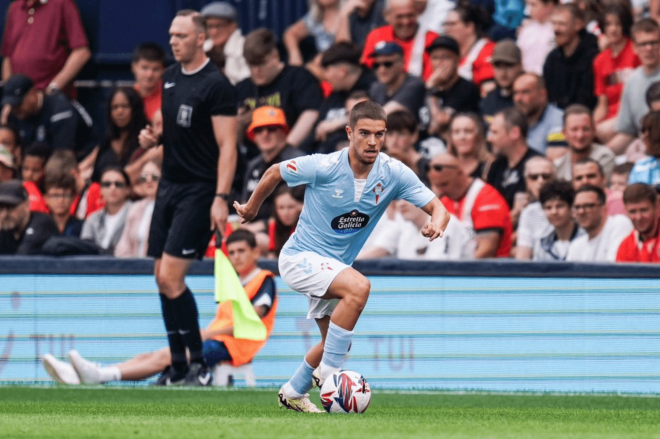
[1,0,90,95]
[131,43,166,122]
[593,3,640,144]
[429,153,512,258]
[616,183,660,263]
[443,2,495,95]
[361,0,438,80]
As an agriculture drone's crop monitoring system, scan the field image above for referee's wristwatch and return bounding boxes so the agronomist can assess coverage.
[215,193,230,201]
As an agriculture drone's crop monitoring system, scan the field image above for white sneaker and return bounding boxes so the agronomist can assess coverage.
[69,350,101,384]
[42,354,80,385]
[278,387,323,413]
[312,367,325,388]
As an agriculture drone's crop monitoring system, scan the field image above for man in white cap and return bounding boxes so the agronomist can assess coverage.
[201,1,250,85]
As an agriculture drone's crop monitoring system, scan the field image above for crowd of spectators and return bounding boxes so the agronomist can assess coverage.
[1,0,660,265]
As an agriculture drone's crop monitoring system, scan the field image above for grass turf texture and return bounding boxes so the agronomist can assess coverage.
[1,387,660,438]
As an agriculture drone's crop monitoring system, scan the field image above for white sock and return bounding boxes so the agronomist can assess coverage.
[98,366,121,383]
[282,381,305,399]
[319,362,340,379]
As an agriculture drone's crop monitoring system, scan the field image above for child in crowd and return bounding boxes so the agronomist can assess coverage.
[43,173,83,237]
[609,162,634,196]
[21,142,50,213]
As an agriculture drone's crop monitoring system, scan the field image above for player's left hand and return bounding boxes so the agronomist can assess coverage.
[210,197,229,231]
[421,222,445,242]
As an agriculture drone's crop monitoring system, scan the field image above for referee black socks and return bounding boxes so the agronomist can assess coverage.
[170,288,207,366]
[159,293,188,373]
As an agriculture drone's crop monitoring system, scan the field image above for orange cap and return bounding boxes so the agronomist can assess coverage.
[247,106,289,141]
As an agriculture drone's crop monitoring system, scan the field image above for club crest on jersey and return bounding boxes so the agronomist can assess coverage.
[331,209,370,234]
[285,160,298,174]
[176,105,193,128]
[372,182,385,204]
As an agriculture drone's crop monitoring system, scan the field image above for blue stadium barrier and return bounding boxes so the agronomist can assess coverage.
[1,257,659,393]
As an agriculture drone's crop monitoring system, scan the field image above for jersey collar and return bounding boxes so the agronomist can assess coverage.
[341,148,386,189]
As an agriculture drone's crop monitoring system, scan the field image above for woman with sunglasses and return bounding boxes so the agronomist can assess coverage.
[447,113,491,180]
[115,160,161,257]
[81,166,132,254]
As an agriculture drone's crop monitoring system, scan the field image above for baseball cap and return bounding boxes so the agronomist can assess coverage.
[368,41,404,58]
[426,36,460,55]
[0,179,28,206]
[1,74,33,107]
[247,106,289,141]
[201,2,238,21]
[491,39,522,65]
[0,145,15,169]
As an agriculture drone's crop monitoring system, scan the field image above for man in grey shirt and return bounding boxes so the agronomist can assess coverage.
[608,18,660,155]
[555,104,615,181]
[367,42,426,123]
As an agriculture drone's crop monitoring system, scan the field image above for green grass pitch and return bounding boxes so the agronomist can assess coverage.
[1,386,660,438]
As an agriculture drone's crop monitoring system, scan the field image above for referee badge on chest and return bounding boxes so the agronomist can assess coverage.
[177,105,193,128]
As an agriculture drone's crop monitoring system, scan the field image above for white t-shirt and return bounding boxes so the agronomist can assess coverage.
[370,213,474,260]
[517,202,552,249]
[354,178,367,202]
[101,205,129,250]
[518,20,555,76]
[566,215,633,262]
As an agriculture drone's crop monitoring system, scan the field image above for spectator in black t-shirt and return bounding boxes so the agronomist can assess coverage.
[237,28,323,149]
[425,36,480,138]
[1,74,96,161]
[368,42,427,121]
[314,42,376,153]
[0,179,58,254]
[241,106,303,232]
[89,87,152,185]
[336,0,387,52]
[486,108,541,211]
[43,172,83,237]
[542,3,599,110]
[480,39,522,126]
[384,110,430,187]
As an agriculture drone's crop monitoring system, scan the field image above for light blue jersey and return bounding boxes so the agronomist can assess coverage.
[279,149,435,265]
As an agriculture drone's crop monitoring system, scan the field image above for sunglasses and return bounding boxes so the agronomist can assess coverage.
[431,164,458,172]
[253,126,281,135]
[139,174,160,184]
[100,181,127,189]
[526,173,553,181]
[373,61,395,69]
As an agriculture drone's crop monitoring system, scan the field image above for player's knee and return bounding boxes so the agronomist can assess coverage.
[156,271,184,298]
[346,279,370,311]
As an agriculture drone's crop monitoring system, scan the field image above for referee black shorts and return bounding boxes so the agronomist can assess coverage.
[147,178,215,260]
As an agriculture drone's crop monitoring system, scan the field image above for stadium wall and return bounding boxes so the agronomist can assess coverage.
[1,257,659,393]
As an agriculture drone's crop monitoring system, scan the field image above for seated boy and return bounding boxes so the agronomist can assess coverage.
[42,229,277,385]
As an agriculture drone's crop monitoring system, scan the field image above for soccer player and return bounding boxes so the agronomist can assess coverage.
[146,10,238,386]
[234,101,450,412]
[42,230,277,385]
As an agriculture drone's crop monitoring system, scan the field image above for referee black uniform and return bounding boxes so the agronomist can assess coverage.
[149,58,237,384]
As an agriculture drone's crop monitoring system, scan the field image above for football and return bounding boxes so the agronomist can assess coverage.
[319,370,371,414]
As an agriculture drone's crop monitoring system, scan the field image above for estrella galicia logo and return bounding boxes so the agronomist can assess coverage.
[331,210,369,234]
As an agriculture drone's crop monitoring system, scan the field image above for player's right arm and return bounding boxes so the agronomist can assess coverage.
[234,164,284,224]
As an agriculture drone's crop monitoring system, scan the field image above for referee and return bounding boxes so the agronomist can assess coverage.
[145,9,237,385]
